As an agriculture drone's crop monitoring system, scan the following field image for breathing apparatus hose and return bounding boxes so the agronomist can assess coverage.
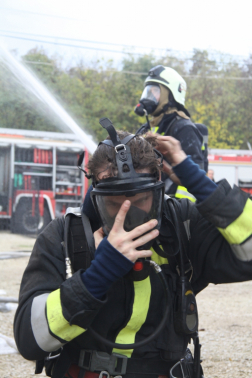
[87,260,170,349]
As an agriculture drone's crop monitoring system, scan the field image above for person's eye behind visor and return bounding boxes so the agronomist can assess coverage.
[141,85,160,105]
[93,188,163,236]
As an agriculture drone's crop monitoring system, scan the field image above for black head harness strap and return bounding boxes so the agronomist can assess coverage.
[99,117,138,179]
[77,117,163,183]
[98,117,163,180]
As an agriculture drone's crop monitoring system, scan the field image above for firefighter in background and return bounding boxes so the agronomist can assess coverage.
[135,65,206,202]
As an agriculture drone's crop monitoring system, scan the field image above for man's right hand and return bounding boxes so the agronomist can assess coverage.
[107,200,159,262]
[156,135,187,166]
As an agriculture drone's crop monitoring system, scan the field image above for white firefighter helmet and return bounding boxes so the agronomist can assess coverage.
[145,65,187,106]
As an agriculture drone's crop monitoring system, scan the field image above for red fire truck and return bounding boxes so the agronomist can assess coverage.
[0,128,90,234]
[208,149,252,195]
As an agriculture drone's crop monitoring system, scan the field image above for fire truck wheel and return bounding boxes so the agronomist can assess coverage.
[13,201,51,235]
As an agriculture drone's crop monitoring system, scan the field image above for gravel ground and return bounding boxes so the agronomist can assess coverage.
[0,230,252,377]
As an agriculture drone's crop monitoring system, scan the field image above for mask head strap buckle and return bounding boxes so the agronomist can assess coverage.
[99,118,138,179]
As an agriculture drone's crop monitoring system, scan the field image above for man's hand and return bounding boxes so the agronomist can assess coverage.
[156,135,187,166]
[107,200,159,262]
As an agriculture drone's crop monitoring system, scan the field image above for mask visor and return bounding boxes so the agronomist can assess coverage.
[141,85,160,104]
[92,186,164,236]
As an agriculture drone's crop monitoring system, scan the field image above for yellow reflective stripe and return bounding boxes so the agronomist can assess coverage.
[113,277,151,357]
[46,289,85,342]
[175,186,196,203]
[201,143,205,151]
[151,126,159,134]
[217,199,252,245]
[151,247,168,266]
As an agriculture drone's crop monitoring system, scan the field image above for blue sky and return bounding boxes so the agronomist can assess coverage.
[1,0,252,66]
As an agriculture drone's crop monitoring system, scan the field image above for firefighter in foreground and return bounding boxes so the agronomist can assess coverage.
[135,65,208,201]
[14,118,252,378]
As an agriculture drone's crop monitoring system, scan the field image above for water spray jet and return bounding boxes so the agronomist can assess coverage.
[0,43,97,154]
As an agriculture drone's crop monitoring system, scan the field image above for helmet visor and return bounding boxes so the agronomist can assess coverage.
[141,85,160,105]
[92,186,164,236]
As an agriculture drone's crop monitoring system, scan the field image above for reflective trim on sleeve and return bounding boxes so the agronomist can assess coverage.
[175,186,196,203]
[217,199,252,245]
[231,237,252,261]
[203,135,208,144]
[46,289,85,342]
[112,276,151,358]
[31,293,65,352]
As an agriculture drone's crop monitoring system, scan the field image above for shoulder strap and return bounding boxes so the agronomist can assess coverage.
[81,211,95,259]
[165,197,193,279]
[65,208,95,272]
[163,115,180,136]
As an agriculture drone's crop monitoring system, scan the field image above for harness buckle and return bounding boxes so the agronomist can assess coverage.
[98,371,110,378]
[114,144,126,153]
[78,350,128,375]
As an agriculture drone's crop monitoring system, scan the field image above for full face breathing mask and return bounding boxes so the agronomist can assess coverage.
[90,117,164,250]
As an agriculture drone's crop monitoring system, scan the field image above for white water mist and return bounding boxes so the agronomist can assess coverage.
[0,43,97,154]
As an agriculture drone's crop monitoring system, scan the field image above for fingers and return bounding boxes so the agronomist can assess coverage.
[107,202,160,263]
[128,219,158,241]
[155,135,180,156]
[131,228,159,250]
[111,200,131,233]
[131,249,153,262]
[156,135,186,166]
[157,137,182,155]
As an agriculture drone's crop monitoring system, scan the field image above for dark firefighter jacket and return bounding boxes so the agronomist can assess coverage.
[14,180,252,377]
[153,113,205,201]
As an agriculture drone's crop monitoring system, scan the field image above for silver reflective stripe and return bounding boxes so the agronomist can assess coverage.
[203,135,208,144]
[65,206,82,217]
[164,194,170,201]
[231,238,252,261]
[176,189,196,201]
[183,220,191,240]
[31,293,65,352]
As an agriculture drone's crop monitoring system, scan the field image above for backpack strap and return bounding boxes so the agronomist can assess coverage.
[162,115,180,136]
[163,196,193,280]
[81,211,95,260]
[65,207,95,272]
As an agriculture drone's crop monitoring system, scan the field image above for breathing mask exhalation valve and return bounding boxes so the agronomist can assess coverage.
[125,258,150,281]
